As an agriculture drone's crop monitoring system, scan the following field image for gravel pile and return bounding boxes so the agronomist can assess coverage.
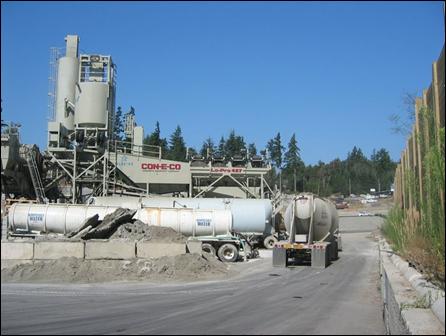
[110,220,187,243]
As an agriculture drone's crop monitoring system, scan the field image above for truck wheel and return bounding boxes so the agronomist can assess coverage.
[202,243,216,256]
[217,244,239,262]
[263,235,278,249]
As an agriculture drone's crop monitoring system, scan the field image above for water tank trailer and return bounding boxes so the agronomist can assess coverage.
[272,193,342,268]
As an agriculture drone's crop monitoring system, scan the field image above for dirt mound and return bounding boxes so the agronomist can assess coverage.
[110,220,187,242]
[1,253,228,283]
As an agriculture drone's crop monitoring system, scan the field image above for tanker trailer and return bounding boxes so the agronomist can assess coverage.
[272,193,341,268]
[91,196,276,249]
[7,203,252,262]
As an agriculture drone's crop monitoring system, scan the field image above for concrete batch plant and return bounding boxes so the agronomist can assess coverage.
[1,35,286,257]
[42,35,274,204]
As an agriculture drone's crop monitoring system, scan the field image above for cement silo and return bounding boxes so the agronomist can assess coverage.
[74,54,113,129]
[55,35,79,131]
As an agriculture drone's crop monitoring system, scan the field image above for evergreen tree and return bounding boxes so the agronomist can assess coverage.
[283,133,304,192]
[283,134,303,170]
[200,137,215,158]
[113,106,124,141]
[271,132,284,168]
[225,130,246,158]
[187,147,198,159]
[168,125,187,161]
[143,121,168,157]
[371,148,395,192]
[248,143,257,156]
[266,138,274,162]
[218,136,226,156]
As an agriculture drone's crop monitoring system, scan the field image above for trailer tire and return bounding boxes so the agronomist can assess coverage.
[217,244,239,262]
[263,235,278,249]
[202,243,216,256]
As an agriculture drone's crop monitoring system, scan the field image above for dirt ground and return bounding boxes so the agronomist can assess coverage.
[2,220,228,284]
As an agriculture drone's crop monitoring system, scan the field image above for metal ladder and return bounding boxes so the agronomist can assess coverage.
[25,148,46,203]
[273,191,285,216]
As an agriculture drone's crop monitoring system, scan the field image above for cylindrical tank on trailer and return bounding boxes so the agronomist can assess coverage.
[91,196,273,235]
[55,56,79,131]
[75,82,109,128]
[135,208,232,237]
[7,203,232,237]
[284,194,338,242]
[8,203,118,234]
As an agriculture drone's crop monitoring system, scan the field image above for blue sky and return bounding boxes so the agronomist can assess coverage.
[1,1,444,164]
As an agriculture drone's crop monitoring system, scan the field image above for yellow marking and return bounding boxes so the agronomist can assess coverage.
[282,243,306,249]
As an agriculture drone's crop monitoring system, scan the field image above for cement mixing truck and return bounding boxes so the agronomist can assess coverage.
[273,193,341,268]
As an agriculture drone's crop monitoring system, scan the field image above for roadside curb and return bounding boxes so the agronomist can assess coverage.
[379,239,445,334]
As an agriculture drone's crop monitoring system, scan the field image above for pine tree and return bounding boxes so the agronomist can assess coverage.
[113,106,124,141]
[218,136,226,157]
[371,148,395,192]
[143,121,169,157]
[187,147,198,159]
[248,143,257,156]
[225,130,246,158]
[168,125,187,161]
[283,133,304,192]
[284,134,303,170]
[200,137,215,158]
[271,132,284,168]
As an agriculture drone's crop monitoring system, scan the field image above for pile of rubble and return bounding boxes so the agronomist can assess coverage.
[1,253,229,283]
[1,208,235,283]
[33,208,187,243]
[67,208,136,240]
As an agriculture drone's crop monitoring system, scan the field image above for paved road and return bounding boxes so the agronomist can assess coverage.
[1,217,386,335]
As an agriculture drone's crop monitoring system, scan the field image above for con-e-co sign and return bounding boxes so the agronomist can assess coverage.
[141,163,182,171]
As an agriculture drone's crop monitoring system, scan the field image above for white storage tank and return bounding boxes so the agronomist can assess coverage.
[7,203,232,237]
[284,194,339,242]
[55,36,79,131]
[75,82,109,128]
[8,203,118,234]
[91,196,273,235]
[135,208,232,237]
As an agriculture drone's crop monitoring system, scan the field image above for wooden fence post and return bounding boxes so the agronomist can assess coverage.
[415,98,424,206]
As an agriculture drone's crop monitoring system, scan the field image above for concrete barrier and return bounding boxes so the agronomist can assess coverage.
[1,241,34,260]
[380,240,445,335]
[85,241,135,260]
[2,240,190,262]
[137,242,186,259]
[34,242,84,259]
[186,240,202,255]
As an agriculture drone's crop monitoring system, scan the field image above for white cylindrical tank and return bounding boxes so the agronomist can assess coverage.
[284,194,338,242]
[134,208,232,237]
[91,196,273,235]
[75,82,109,128]
[9,203,118,234]
[55,56,79,130]
[8,203,232,237]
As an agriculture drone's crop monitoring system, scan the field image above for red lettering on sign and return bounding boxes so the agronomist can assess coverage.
[210,168,244,173]
[141,163,182,171]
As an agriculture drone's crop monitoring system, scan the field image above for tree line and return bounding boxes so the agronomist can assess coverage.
[113,108,396,197]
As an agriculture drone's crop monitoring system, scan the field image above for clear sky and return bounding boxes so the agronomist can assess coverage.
[1,1,444,164]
